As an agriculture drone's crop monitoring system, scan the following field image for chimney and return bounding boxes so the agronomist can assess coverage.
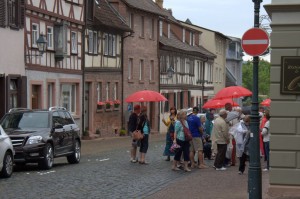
[155,0,163,9]
[167,8,172,15]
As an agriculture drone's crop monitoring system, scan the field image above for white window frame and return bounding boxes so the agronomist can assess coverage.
[61,84,76,113]
[88,30,93,53]
[47,26,54,49]
[32,23,39,48]
[159,21,163,37]
[182,28,185,43]
[139,60,144,81]
[97,82,102,102]
[71,31,77,54]
[128,58,133,80]
[104,33,116,56]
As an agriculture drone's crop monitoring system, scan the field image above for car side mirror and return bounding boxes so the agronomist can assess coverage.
[54,123,63,129]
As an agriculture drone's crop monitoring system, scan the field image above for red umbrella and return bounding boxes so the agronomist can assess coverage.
[214,86,252,100]
[260,98,271,107]
[202,98,239,109]
[125,90,167,102]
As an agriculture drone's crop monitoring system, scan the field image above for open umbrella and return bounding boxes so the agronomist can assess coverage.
[214,86,252,100]
[125,90,167,102]
[260,98,271,107]
[202,98,239,109]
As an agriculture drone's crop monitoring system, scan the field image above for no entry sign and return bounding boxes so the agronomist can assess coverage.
[241,28,269,56]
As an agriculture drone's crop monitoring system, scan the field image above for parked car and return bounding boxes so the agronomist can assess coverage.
[0,125,14,178]
[0,107,81,170]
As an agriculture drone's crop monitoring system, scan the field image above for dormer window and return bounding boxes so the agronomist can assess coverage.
[182,28,185,43]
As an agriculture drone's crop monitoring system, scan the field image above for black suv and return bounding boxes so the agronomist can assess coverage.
[0,107,81,169]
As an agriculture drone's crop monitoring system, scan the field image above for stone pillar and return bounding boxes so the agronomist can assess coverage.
[265,1,300,197]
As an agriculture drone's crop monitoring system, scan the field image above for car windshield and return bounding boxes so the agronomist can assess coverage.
[0,112,50,129]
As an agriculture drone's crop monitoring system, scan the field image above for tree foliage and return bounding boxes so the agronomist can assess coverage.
[242,59,271,97]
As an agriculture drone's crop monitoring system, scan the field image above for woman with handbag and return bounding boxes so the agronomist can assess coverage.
[137,106,150,164]
[172,109,191,172]
[162,107,177,161]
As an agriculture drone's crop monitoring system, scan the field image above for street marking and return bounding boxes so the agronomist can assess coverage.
[243,39,268,45]
[99,158,109,162]
[37,170,56,175]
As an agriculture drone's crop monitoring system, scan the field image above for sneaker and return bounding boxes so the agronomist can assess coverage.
[263,168,269,171]
[216,167,227,171]
[130,159,137,163]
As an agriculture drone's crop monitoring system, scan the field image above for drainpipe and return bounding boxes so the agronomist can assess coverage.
[81,0,86,137]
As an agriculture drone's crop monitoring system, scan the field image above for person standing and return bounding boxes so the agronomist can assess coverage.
[128,104,141,163]
[261,112,270,171]
[205,108,215,136]
[213,109,230,171]
[162,107,177,161]
[172,110,191,172]
[235,115,251,174]
[187,107,207,169]
[137,106,150,164]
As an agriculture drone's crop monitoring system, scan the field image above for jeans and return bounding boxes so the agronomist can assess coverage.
[264,141,270,169]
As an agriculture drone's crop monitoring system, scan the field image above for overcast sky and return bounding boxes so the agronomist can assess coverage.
[163,0,272,38]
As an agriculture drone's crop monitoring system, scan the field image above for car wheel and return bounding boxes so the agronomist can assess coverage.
[39,143,54,170]
[0,151,13,178]
[67,139,81,164]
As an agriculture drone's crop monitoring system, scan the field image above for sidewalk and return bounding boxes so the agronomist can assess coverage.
[81,133,271,199]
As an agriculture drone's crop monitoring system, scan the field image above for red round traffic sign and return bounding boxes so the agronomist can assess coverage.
[241,28,269,56]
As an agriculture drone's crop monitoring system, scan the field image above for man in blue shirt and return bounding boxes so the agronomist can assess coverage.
[187,107,208,169]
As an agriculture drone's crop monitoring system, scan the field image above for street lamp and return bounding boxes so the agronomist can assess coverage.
[26,34,47,57]
[248,0,263,199]
[167,66,174,78]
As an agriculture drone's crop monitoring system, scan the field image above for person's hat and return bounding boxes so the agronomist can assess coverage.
[193,106,199,113]
[186,108,193,116]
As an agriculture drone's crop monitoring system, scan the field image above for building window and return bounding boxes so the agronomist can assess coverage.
[182,28,185,43]
[150,60,154,81]
[106,82,110,101]
[159,21,163,37]
[167,23,170,39]
[32,23,39,47]
[87,0,94,20]
[97,82,102,102]
[104,33,116,56]
[113,82,118,100]
[129,13,134,29]
[139,60,144,81]
[140,16,144,37]
[88,30,97,54]
[47,26,54,49]
[128,58,133,80]
[9,79,18,108]
[150,18,154,39]
[193,34,195,46]
[47,83,54,108]
[71,31,77,54]
[61,84,76,113]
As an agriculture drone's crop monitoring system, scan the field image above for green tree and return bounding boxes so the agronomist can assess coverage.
[242,59,270,97]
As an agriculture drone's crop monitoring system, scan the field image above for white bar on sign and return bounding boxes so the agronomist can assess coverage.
[243,39,268,45]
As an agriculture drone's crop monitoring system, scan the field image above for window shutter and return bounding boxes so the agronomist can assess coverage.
[0,0,6,27]
[19,0,25,28]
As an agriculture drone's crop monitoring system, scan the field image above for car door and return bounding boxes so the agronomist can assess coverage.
[52,111,66,155]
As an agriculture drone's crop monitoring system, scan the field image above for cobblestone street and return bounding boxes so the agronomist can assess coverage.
[0,134,270,199]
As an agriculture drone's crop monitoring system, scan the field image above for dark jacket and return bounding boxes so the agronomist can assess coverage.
[137,113,150,134]
[128,112,138,132]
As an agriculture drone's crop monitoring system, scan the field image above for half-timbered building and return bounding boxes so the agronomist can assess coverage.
[24,0,84,129]
[155,1,216,132]
[83,0,131,137]
[0,0,26,118]
[108,0,166,134]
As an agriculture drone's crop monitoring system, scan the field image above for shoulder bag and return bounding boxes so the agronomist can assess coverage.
[180,120,193,141]
[132,118,144,140]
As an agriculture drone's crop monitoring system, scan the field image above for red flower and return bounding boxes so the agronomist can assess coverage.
[113,99,121,105]
[97,101,104,105]
[105,100,113,106]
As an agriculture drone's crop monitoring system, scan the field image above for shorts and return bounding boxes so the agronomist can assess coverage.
[189,137,203,152]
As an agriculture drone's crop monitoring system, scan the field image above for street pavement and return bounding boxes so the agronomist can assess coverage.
[0,133,271,199]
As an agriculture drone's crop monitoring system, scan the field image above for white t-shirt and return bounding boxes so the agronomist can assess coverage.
[261,120,270,142]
